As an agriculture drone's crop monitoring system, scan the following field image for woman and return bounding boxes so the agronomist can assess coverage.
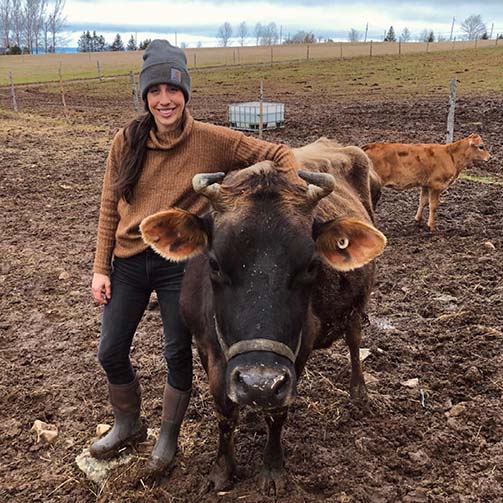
[90,39,297,476]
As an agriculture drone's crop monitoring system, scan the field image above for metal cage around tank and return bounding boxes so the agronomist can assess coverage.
[228,102,285,131]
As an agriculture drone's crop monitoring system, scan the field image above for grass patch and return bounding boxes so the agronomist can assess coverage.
[2,45,503,101]
[459,173,503,185]
[22,46,503,104]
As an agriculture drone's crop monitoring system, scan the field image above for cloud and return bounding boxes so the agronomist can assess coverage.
[63,1,503,46]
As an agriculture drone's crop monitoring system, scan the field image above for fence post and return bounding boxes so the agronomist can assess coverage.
[58,62,68,119]
[129,71,139,112]
[270,46,273,67]
[370,40,373,57]
[426,41,429,52]
[306,44,310,60]
[193,53,197,68]
[9,72,18,113]
[258,80,263,139]
[97,60,102,81]
[474,38,478,49]
[399,41,401,56]
[446,77,457,143]
[340,42,343,58]
[233,49,236,65]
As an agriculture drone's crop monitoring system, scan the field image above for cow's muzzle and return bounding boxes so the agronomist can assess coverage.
[226,352,296,409]
[214,316,300,408]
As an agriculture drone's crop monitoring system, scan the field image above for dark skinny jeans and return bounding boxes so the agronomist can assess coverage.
[97,248,192,391]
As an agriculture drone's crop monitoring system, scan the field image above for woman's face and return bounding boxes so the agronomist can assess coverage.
[147,84,185,133]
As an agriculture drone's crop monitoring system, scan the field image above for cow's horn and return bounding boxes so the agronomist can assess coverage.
[298,170,335,202]
[192,172,226,200]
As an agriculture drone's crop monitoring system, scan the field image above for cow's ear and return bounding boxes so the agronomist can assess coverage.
[140,208,208,261]
[315,217,387,271]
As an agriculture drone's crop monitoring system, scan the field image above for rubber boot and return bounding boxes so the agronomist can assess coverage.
[90,375,147,459]
[147,383,191,475]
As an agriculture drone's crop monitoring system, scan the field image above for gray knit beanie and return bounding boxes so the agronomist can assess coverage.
[139,39,191,103]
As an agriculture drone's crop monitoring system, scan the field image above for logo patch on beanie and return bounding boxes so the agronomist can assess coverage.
[171,68,182,83]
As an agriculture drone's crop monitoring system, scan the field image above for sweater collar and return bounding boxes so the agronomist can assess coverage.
[147,108,194,150]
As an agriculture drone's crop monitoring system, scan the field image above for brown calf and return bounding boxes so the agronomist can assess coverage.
[362,134,490,230]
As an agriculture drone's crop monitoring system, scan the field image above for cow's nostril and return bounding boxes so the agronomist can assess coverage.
[272,372,289,396]
[232,368,245,388]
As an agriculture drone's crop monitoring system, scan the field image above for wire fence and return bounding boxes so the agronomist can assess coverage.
[0,38,499,130]
[1,38,501,86]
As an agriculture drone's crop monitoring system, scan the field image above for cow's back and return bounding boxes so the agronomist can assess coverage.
[293,138,374,222]
[294,138,376,349]
[362,142,454,189]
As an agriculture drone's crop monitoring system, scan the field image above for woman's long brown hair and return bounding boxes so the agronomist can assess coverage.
[115,111,155,204]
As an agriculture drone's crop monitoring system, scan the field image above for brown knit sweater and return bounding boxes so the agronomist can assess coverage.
[93,110,297,275]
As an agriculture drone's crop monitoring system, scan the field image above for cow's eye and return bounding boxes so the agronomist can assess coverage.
[208,257,220,272]
[477,145,485,150]
[208,256,231,286]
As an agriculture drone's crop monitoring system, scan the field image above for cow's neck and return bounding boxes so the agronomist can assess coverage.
[447,140,472,175]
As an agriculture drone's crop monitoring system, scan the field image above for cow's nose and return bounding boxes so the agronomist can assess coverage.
[228,364,295,408]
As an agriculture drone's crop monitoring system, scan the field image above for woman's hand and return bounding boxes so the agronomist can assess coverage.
[92,273,111,305]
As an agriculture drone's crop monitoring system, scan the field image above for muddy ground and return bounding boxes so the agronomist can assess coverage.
[1,80,502,503]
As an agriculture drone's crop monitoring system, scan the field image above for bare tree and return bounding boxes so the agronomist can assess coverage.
[254,22,262,45]
[461,14,486,40]
[47,0,65,52]
[236,21,248,46]
[217,21,232,47]
[11,0,23,48]
[399,27,411,42]
[34,0,47,53]
[0,0,11,47]
[22,0,47,53]
[285,30,316,44]
[348,28,361,42]
[260,22,278,45]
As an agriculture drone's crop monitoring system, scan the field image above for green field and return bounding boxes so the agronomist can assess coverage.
[1,39,502,89]
[4,45,500,109]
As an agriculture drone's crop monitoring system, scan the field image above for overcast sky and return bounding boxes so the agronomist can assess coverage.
[63,0,503,47]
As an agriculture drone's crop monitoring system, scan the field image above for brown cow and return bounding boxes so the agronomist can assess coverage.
[140,138,386,495]
[362,134,491,230]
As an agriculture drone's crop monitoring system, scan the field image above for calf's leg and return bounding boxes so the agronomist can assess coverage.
[260,408,289,496]
[427,188,441,231]
[414,186,429,223]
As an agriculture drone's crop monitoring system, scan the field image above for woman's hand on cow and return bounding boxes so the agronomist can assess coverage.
[92,273,111,305]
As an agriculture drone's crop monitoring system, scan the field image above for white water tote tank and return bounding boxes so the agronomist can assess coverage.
[228,102,285,131]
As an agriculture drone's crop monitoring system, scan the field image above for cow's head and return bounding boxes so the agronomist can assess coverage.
[140,164,386,409]
[467,133,491,162]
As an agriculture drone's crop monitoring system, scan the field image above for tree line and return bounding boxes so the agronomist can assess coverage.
[217,14,502,48]
[217,21,321,47]
[76,31,151,52]
[0,0,65,54]
[349,15,502,43]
